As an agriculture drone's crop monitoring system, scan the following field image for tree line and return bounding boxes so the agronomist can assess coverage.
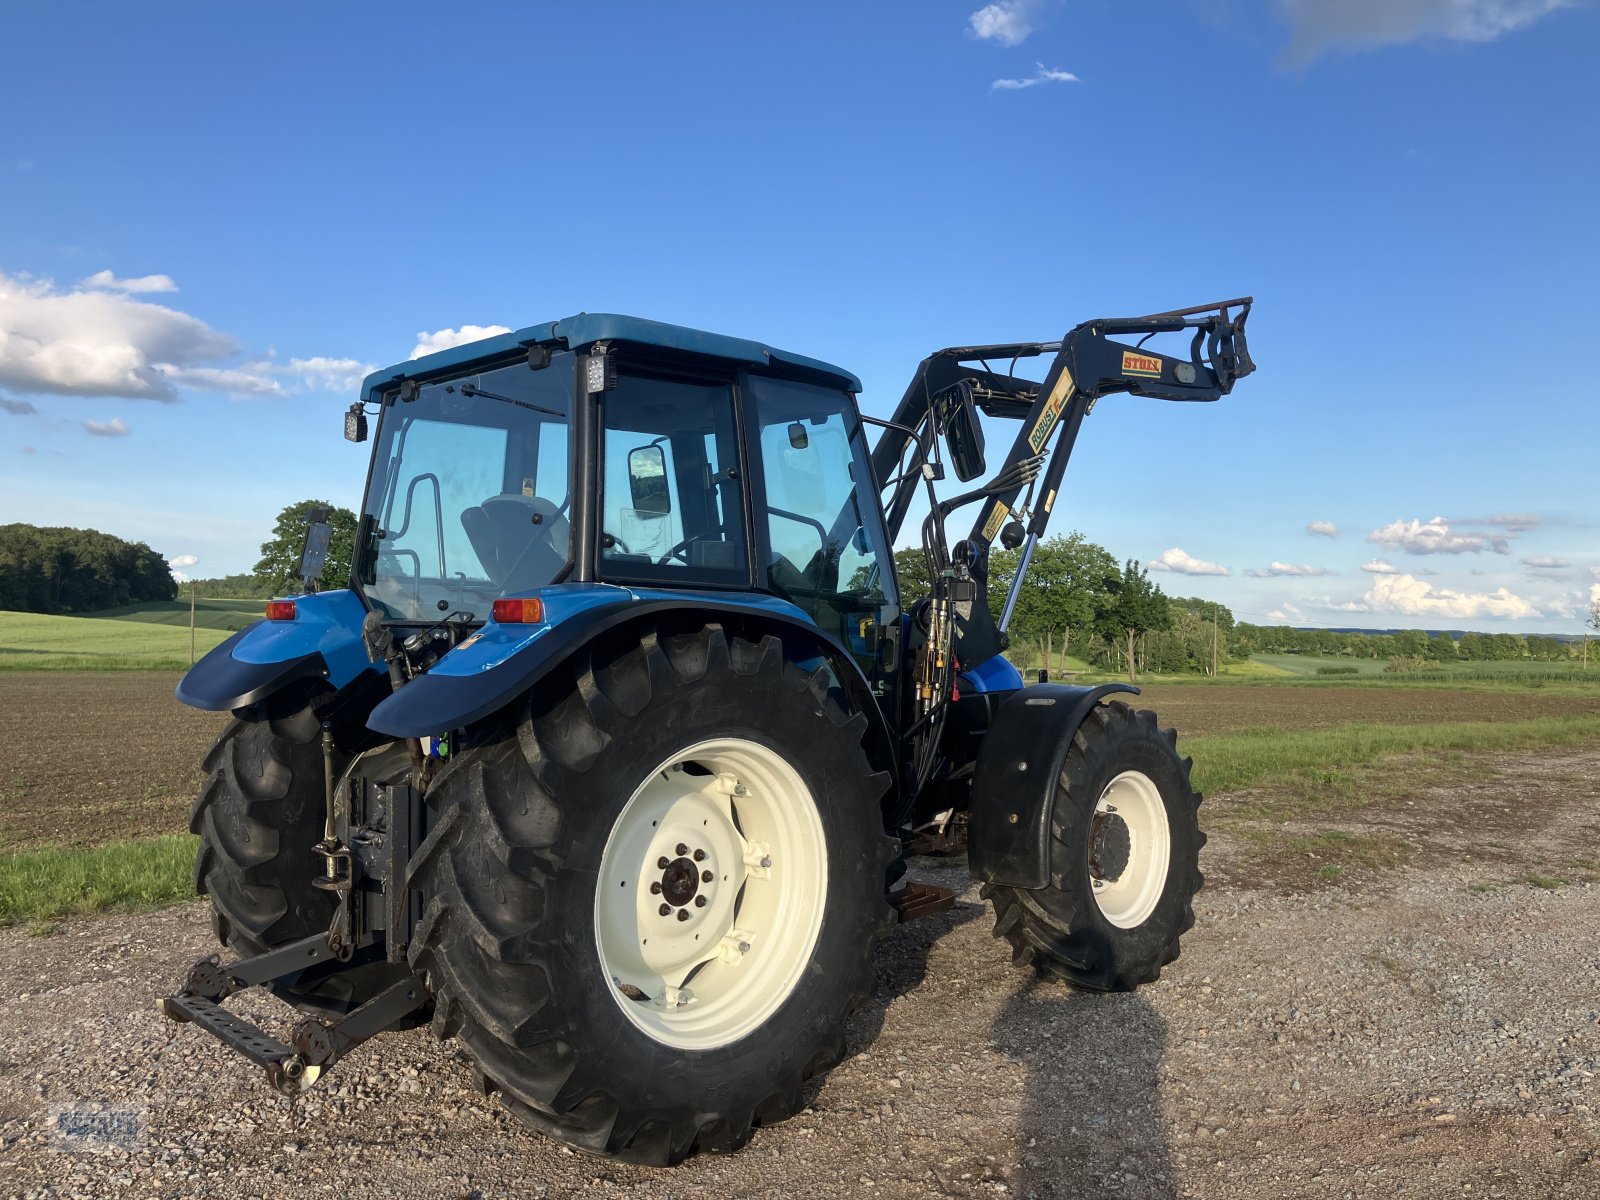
[893,535,1221,681]
[0,524,176,613]
[894,532,1592,678]
[1234,623,1587,663]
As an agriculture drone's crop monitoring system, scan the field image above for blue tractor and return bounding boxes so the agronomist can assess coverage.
[163,301,1254,1163]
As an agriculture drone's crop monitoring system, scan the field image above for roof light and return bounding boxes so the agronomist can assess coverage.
[265,600,297,621]
[492,597,545,624]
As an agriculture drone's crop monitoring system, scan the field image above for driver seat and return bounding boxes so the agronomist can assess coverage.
[461,494,568,591]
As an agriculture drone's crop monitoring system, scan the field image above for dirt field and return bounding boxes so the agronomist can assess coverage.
[0,741,1596,1197]
[0,674,227,850]
[1,671,1597,850]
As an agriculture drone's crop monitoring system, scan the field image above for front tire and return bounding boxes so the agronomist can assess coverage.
[982,701,1202,991]
[406,622,897,1165]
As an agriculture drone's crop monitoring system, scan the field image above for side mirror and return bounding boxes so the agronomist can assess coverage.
[627,445,671,514]
[300,507,332,591]
[939,380,987,483]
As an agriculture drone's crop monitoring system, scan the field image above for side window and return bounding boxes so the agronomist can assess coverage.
[599,373,748,584]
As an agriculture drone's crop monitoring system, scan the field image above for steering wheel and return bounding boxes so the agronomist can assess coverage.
[601,532,633,555]
[657,533,708,566]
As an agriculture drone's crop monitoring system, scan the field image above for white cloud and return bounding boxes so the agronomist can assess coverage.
[156,362,285,397]
[0,269,368,403]
[992,63,1079,90]
[1367,515,1509,556]
[1361,573,1539,620]
[287,356,371,394]
[0,269,233,400]
[1147,547,1230,576]
[1282,0,1575,61]
[1246,561,1336,578]
[1521,555,1569,569]
[1362,558,1399,574]
[1461,512,1541,533]
[0,396,36,415]
[969,1,1037,46]
[1306,520,1339,538]
[170,554,199,568]
[83,416,130,437]
[80,269,179,295]
[411,325,512,360]
[1267,602,1306,623]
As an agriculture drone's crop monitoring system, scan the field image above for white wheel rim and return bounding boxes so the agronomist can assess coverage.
[593,737,827,1050]
[1089,770,1171,929]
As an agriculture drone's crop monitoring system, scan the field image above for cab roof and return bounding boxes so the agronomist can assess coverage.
[359,312,861,403]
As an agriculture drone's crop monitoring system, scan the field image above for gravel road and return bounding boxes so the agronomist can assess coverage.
[1,748,1597,1199]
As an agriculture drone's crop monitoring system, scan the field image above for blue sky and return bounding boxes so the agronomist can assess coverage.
[2,0,1596,632]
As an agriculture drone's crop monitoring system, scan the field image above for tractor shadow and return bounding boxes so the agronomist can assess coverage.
[834,858,1177,1199]
[995,982,1176,1200]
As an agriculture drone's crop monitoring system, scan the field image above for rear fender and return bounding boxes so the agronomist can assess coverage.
[175,589,379,712]
[366,587,897,780]
[967,682,1139,889]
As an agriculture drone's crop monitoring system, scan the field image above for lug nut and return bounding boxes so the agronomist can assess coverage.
[701,870,713,883]
[675,843,689,857]
[676,909,690,922]
[659,903,671,916]
[657,856,670,869]
[693,849,706,862]
[694,895,707,908]
[650,882,663,895]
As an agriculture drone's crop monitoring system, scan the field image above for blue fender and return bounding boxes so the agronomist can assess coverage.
[366,584,888,743]
[175,590,379,712]
[966,682,1140,890]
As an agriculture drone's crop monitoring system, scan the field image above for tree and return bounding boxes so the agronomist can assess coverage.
[252,500,358,593]
[1097,559,1171,683]
[985,533,1120,664]
[1586,597,1600,669]
[890,547,933,606]
[0,523,175,613]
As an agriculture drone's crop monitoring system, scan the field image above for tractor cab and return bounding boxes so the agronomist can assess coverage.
[348,314,900,695]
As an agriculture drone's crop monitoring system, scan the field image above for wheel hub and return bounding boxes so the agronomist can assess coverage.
[594,738,828,1050]
[1089,811,1131,883]
[659,856,701,907]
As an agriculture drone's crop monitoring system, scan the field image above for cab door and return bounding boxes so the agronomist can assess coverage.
[743,374,900,708]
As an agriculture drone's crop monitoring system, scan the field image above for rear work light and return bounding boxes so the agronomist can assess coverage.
[265,600,297,621]
[492,597,545,624]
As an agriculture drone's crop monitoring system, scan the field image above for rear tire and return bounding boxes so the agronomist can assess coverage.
[406,622,898,1165]
[982,701,1203,991]
[190,683,412,1016]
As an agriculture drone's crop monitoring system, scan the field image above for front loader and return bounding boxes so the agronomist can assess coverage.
[163,301,1255,1163]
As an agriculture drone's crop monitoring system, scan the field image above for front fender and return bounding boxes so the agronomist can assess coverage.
[175,590,378,712]
[966,682,1139,890]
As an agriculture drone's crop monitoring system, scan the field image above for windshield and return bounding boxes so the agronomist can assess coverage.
[357,352,574,621]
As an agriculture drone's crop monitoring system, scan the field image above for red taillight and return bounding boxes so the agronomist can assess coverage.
[265,600,297,621]
[492,597,545,624]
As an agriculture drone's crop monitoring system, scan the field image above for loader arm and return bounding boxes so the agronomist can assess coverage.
[873,297,1253,553]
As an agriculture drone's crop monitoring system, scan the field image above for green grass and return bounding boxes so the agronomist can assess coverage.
[0,835,197,925]
[1252,654,1393,677]
[85,597,262,631]
[1186,713,1600,798]
[0,609,237,670]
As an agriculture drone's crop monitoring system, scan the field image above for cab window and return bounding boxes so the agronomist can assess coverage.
[599,373,748,584]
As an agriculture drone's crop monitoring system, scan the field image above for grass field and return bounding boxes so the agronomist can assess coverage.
[0,606,247,670]
[85,597,262,630]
